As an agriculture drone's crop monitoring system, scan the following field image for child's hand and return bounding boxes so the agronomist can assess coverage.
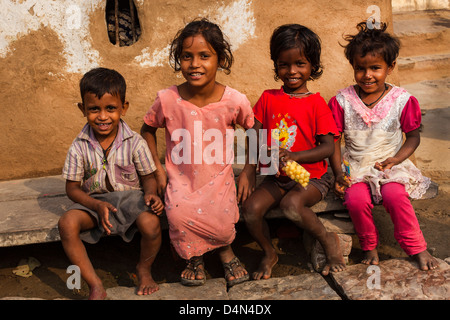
[95,201,117,235]
[278,148,298,177]
[279,148,295,167]
[154,170,168,198]
[334,173,350,198]
[374,157,399,171]
[145,194,164,215]
[236,164,256,204]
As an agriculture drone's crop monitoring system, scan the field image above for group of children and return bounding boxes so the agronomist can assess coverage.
[58,18,438,300]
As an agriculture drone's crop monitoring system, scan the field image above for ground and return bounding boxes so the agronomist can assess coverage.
[0,186,448,300]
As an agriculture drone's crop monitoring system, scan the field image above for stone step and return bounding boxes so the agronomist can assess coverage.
[104,273,341,300]
[401,78,450,184]
[402,77,450,110]
[393,3,449,12]
[330,257,450,300]
[394,10,450,57]
[4,258,449,300]
[398,53,450,85]
[103,257,449,300]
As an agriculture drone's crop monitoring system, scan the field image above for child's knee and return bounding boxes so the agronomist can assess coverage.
[137,212,161,237]
[241,200,266,223]
[279,197,305,221]
[58,211,80,238]
[343,195,372,213]
[381,183,407,205]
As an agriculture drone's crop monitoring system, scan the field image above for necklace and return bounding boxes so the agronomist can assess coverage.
[284,88,313,98]
[101,136,116,170]
[288,91,313,97]
[358,84,388,107]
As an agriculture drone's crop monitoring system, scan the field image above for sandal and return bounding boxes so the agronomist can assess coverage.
[222,256,249,287]
[180,256,206,286]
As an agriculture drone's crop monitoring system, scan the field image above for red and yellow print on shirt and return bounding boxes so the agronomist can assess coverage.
[271,112,297,150]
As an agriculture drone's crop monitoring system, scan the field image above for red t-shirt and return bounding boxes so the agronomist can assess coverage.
[253,88,339,179]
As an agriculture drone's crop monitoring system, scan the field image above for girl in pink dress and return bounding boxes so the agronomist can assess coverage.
[141,18,253,286]
[328,21,438,270]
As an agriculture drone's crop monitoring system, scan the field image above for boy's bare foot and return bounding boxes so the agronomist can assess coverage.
[412,250,439,271]
[88,284,107,300]
[136,264,159,295]
[320,232,346,276]
[362,249,379,265]
[252,251,278,280]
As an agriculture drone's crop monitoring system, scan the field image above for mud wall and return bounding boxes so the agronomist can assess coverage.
[0,0,395,180]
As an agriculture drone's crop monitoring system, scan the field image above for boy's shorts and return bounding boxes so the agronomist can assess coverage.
[262,172,333,200]
[67,189,151,244]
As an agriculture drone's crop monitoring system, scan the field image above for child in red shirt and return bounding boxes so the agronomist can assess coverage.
[238,24,346,279]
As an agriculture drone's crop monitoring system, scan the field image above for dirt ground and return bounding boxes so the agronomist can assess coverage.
[0,187,448,300]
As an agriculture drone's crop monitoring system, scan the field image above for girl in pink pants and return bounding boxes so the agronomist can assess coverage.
[344,182,427,256]
[328,21,438,270]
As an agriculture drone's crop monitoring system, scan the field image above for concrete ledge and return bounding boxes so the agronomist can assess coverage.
[0,168,439,247]
[0,176,69,247]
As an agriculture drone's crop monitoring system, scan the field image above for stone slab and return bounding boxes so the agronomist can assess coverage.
[0,173,346,247]
[227,274,341,300]
[0,175,66,202]
[0,171,438,247]
[106,278,228,300]
[330,258,450,300]
[0,196,72,247]
[402,78,450,111]
[107,274,343,301]
[318,213,355,234]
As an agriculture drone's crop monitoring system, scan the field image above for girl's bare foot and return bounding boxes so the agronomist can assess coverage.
[88,284,107,300]
[252,250,278,280]
[320,232,346,276]
[412,250,439,271]
[136,263,159,295]
[362,249,379,265]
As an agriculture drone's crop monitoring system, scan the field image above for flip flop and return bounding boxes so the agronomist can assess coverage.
[180,256,206,286]
[12,257,41,278]
[223,256,249,287]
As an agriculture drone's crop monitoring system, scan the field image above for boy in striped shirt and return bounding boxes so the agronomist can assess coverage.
[59,67,163,299]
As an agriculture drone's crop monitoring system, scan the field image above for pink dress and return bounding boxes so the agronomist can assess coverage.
[144,85,254,259]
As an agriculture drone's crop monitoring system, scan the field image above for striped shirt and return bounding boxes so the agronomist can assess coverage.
[62,120,156,194]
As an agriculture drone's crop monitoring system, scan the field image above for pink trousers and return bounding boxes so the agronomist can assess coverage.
[344,182,427,256]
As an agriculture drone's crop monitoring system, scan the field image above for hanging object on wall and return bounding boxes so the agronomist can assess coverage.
[106,0,141,46]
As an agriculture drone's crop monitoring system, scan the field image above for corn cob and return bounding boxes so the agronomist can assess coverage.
[281,160,310,188]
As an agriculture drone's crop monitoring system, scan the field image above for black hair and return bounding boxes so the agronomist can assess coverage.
[270,24,323,81]
[343,21,400,66]
[169,18,233,75]
[79,67,126,103]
